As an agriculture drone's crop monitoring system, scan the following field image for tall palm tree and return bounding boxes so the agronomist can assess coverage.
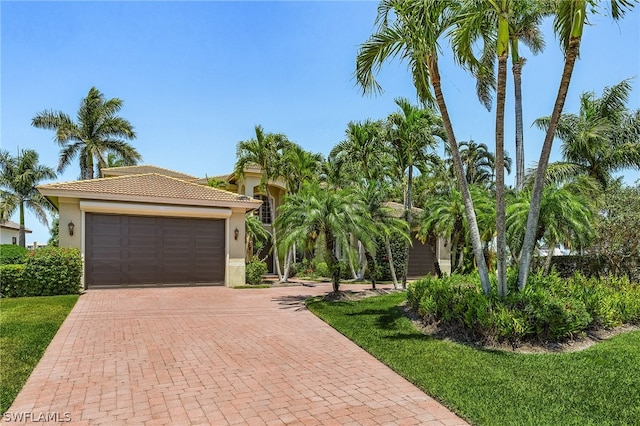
[280,144,323,195]
[32,87,140,179]
[235,125,293,281]
[329,120,389,186]
[534,80,640,189]
[358,181,410,289]
[453,1,547,193]
[518,0,635,290]
[0,149,56,247]
[276,183,376,293]
[356,0,492,295]
[386,98,444,288]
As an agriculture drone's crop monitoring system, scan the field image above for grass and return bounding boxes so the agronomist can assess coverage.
[0,295,78,414]
[307,292,640,426]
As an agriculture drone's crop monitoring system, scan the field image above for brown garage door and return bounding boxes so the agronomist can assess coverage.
[85,213,225,288]
[407,237,438,278]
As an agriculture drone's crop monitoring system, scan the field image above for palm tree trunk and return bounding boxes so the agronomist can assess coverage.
[428,55,491,295]
[495,53,508,297]
[280,247,294,282]
[266,184,284,280]
[544,241,556,273]
[19,202,26,248]
[402,166,413,290]
[326,232,340,293]
[86,152,94,180]
[364,250,377,290]
[385,237,399,289]
[513,58,525,193]
[518,35,582,290]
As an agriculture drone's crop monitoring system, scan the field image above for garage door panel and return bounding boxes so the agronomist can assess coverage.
[86,213,225,288]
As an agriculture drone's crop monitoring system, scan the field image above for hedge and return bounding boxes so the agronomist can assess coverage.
[0,244,28,265]
[407,270,640,344]
[1,247,82,297]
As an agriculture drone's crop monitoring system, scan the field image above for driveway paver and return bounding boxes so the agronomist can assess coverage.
[4,284,468,425]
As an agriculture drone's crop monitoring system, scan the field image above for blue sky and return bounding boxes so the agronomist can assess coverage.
[2,1,639,245]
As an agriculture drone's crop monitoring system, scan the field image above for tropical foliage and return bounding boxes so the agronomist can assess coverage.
[0,149,56,247]
[32,87,140,180]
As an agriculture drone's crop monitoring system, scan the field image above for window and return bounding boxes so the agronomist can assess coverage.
[254,195,271,224]
[12,237,17,244]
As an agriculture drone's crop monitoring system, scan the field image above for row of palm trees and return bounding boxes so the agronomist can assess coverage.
[355,0,636,293]
[241,73,639,293]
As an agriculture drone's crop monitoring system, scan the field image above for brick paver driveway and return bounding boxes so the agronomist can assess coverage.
[5,284,467,425]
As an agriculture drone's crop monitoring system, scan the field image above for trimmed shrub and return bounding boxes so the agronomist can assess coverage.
[22,247,82,296]
[1,247,82,297]
[245,257,268,285]
[0,244,28,265]
[0,264,26,297]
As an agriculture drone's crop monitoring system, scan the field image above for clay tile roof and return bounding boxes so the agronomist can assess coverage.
[38,174,261,206]
[102,165,198,180]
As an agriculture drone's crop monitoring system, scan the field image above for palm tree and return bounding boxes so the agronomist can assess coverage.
[245,213,272,261]
[419,183,495,274]
[452,1,547,193]
[356,0,492,295]
[279,144,324,278]
[534,80,640,189]
[507,183,594,271]
[0,149,56,247]
[358,181,410,289]
[386,98,444,289]
[276,182,376,293]
[235,125,293,281]
[519,0,635,290]
[32,87,140,179]
[329,120,389,186]
[281,144,323,195]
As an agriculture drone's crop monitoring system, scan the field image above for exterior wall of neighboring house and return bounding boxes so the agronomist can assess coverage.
[0,228,19,245]
[0,222,32,245]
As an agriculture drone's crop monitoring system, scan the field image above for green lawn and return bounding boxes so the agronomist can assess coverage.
[0,295,78,414]
[307,292,640,426]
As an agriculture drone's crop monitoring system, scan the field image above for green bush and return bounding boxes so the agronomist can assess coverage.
[0,244,28,265]
[374,234,407,281]
[0,264,26,297]
[245,257,268,285]
[407,270,640,344]
[313,261,330,278]
[1,247,82,297]
[23,247,82,296]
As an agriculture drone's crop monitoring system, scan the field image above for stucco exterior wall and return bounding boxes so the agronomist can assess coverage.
[227,208,246,286]
[58,199,83,251]
[0,228,19,245]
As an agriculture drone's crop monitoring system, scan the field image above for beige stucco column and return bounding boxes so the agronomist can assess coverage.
[227,207,247,287]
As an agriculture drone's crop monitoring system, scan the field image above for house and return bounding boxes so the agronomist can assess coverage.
[37,166,262,289]
[195,165,287,273]
[0,220,32,245]
[203,170,451,277]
